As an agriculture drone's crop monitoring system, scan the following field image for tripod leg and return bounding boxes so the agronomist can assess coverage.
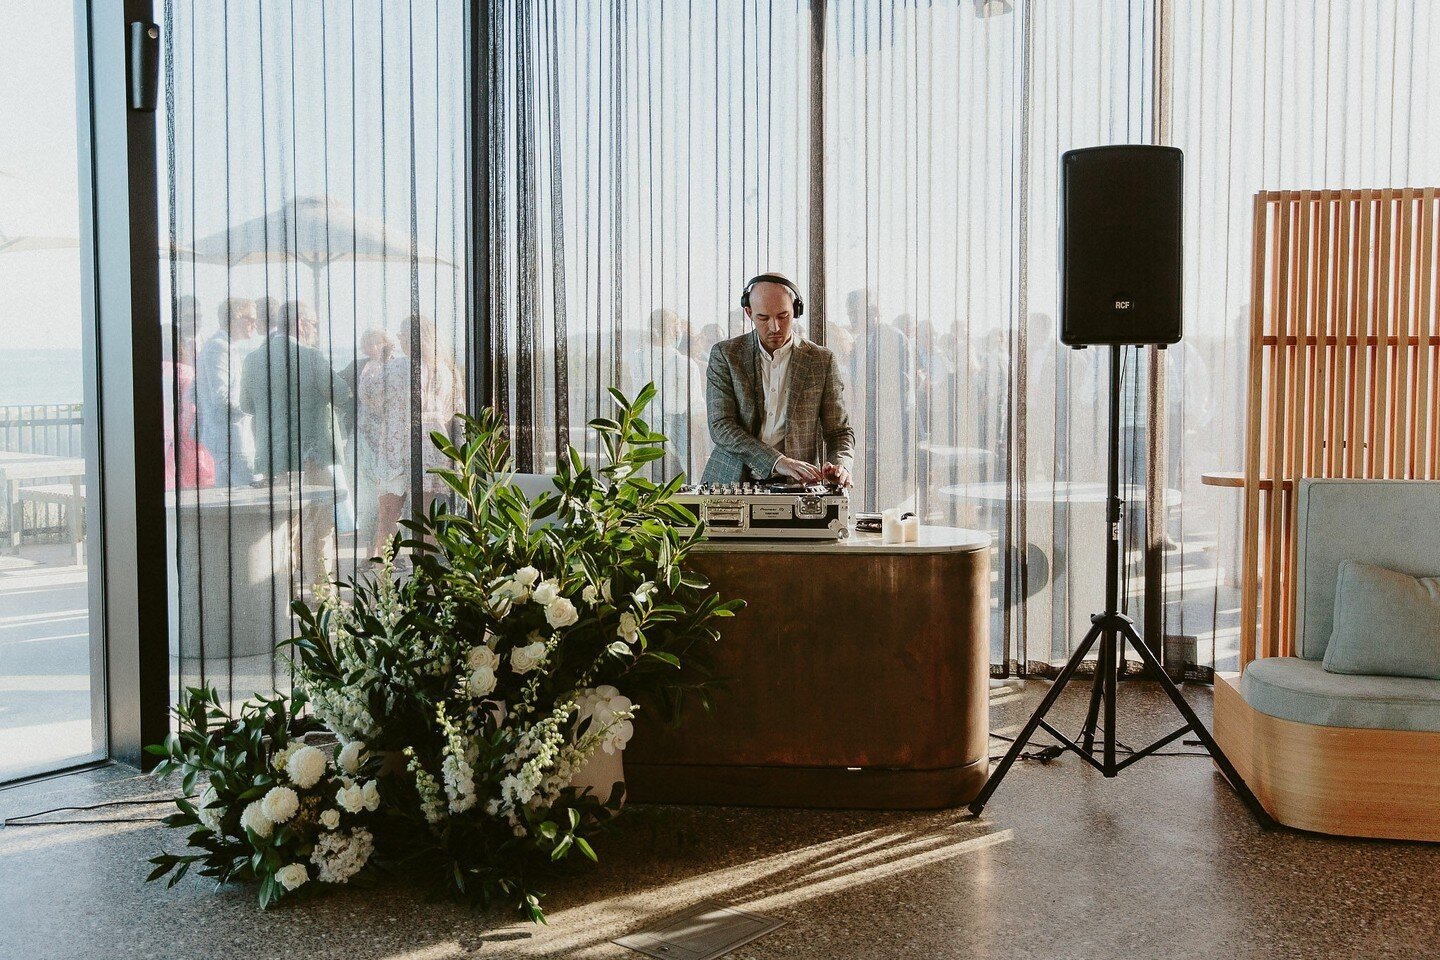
[1080,626,1106,754]
[1103,622,1118,774]
[1118,622,1275,827]
[968,619,1107,816]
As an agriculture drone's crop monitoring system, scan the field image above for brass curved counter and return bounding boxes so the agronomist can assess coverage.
[627,525,992,810]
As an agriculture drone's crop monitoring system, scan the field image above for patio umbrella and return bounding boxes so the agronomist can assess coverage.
[189,195,452,315]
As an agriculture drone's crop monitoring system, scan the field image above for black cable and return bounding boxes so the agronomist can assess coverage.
[4,797,188,828]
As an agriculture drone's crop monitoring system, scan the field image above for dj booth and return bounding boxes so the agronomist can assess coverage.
[625,520,993,810]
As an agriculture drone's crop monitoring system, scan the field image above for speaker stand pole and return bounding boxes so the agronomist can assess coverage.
[967,345,1273,827]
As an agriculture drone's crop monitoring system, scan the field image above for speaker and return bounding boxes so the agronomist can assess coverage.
[1060,145,1183,347]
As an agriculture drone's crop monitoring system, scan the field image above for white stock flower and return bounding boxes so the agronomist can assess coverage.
[546,597,579,629]
[466,644,499,671]
[510,639,548,675]
[531,580,561,607]
[361,780,381,812]
[319,809,341,830]
[337,741,367,775]
[196,786,224,833]
[285,745,328,790]
[310,827,374,884]
[240,801,274,839]
[618,611,641,645]
[513,565,540,587]
[582,583,600,605]
[336,783,366,815]
[275,863,310,891]
[261,786,300,824]
[468,665,498,698]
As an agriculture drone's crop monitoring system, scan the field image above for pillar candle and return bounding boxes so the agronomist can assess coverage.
[901,515,920,543]
[881,508,903,544]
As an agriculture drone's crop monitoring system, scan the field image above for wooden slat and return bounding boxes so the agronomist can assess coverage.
[1242,188,1440,670]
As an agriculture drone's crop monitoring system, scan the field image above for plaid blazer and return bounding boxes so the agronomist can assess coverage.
[701,333,855,483]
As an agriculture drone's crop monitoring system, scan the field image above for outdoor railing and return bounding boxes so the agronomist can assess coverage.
[0,403,85,542]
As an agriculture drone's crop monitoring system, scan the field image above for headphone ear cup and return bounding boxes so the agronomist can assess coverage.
[793,296,804,318]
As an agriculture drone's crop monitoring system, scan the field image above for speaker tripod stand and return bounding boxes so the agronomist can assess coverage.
[967,345,1272,826]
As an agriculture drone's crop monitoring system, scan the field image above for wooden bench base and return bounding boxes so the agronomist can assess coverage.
[1214,672,1440,841]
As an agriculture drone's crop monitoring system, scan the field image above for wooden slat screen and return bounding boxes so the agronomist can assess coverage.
[1241,188,1440,667]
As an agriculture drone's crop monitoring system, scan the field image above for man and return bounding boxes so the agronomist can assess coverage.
[702,273,854,486]
[195,297,257,486]
[239,300,351,590]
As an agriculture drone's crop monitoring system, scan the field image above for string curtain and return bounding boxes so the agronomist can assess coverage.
[488,0,1440,675]
[159,0,470,709]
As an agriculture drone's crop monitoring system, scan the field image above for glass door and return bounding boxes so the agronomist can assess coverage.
[0,0,105,782]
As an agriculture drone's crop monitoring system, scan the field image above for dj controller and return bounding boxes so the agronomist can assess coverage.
[673,481,851,539]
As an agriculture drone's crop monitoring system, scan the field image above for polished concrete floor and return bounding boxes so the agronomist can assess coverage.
[4,680,1438,960]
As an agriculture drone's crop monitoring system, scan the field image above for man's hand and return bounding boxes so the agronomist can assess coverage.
[823,462,852,488]
[774,456,824,483]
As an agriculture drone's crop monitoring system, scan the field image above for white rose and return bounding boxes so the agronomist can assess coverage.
[468,665,497,698]
[531,580,560,606]
[618,611,641,645]
[285,745,328,790]
[510,640,548,675]
[546,597,579,629]
[275,863,309,891]
[260,786,300,824]
[491,595,514,619]
[466,644,499,671]
[240,800,274,839]
[582,584,600,605]
[361,780,381,812]
[319,809,341,830]
[513,565,540,587]
[337,783,366,815]
[337,741,367,775]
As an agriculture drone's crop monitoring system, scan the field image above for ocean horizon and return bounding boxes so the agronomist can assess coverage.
[0,348,85,407]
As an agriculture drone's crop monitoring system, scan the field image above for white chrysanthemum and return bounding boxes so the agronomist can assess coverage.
[510,639,547,675]
[275,863,309,891]
[261,786,300,824]
[336,783,366,815]
[271,742,299,774]
[514,565,540,587]
[531,579,561,606]
[618,611,641,645]
[196,786,224,833]
[285,745,328,790]
[546,597,579,629]
[582,583,600,605]
[319,809,341,830]
[240,801,274,839]
[337,741,366,775]
[468,664,497,698]
[466,644,499,671]
[361,780,381,812]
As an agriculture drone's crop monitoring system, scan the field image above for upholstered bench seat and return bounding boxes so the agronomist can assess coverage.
[1240,657,1440,733]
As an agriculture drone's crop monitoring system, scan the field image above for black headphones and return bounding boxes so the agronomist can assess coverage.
[740,274,805,318]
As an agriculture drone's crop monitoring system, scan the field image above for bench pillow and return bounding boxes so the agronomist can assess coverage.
[1323,559,1440,680]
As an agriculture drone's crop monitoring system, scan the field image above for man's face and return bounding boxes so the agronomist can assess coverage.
[747,282,796,352]
[297,310,318,344]
[230,303,257,339]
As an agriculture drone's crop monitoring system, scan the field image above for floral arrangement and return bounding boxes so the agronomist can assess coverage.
[146,387,741,921]
[145,687,382,907]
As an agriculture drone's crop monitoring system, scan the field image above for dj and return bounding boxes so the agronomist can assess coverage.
[701,273,855,487]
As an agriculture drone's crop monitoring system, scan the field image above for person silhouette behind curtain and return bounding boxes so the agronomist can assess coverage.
[238,299,351,592]
[195,297,257,487]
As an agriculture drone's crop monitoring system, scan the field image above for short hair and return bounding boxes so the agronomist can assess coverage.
[218,297,252,328]
[282,300,313,332]
[256,296,285,330]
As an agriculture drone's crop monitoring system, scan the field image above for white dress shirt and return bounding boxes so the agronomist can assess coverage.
[757,331,796,458]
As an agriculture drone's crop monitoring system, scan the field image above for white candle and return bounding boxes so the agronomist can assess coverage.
[901,515,920,543]
[881,508,903,544]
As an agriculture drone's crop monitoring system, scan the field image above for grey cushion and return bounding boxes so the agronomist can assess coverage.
[1240,656,1440,732]
[1294,479,1440,661]
[1323,560,1440,679]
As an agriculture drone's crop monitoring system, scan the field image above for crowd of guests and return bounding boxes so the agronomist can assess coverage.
[164,294,462,585]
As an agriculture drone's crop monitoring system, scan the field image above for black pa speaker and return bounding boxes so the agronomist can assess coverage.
[1060,145,1183,347]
